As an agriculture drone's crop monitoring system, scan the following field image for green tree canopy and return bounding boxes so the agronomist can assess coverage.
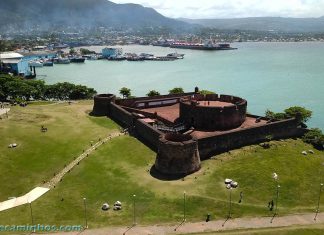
[265,106,312,124]
[169,87,184,94]
[302,128,324,150]
[199,90,216,95]
[0,75,96,102]
[119,87,131,99]
[147,90,160,97]
[284,106,312,123]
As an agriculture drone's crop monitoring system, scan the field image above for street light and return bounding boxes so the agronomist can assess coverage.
[228,187,232,219]
[314,183,323,221]
[133,194,136,226]
[270,184,280,223]
[274,185,280,216]
[174,191,187,231]
[222,179,238,227]
[83,197,88,229]
[28,201,35,233]
[183,191,186,222]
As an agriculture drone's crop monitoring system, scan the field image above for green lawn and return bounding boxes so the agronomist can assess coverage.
[0,101,324,232]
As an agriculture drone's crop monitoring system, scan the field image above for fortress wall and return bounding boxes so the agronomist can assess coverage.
[155,134,201,175]
[92,94,116,116]
[179,99,247,130]
[116,92,195,107]
[134,119,163,150]
[205,94,219,101]
[109,103,133,127]
[219,94,234,102]
[197,118,306,159]
[193,94,205,101]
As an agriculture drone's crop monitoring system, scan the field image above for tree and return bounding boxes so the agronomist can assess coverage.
[147,90,160,97]
[199,90,216,95]
[284,106,312,123]
[119,87,131,99]
[302,128,324,150]
[69,48,76,55]
[80,48,95,55]
[169,87,184,94]
[265,109,286,120]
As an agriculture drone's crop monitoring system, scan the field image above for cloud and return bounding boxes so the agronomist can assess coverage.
[111,0,324,18]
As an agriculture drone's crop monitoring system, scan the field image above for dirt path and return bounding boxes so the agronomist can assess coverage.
[44,131,122,189]
[46,212,324,235]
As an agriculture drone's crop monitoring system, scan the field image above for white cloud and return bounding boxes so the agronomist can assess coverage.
[111,0,324,18]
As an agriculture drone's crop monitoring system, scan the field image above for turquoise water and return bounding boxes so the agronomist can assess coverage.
[38,43,324,130]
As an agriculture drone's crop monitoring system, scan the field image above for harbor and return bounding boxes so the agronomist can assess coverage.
[0,46,188,78]
[36,42,324,131]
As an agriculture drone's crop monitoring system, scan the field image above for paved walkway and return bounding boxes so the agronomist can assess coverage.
[47,212,324,235]
[44,131,122,189]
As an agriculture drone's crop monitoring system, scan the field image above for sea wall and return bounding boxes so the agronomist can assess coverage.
[197,118,306,159]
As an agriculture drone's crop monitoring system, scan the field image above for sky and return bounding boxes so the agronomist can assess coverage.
[112,0,324,19]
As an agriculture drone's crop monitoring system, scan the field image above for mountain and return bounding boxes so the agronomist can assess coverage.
[0,0,191,31]
[180,17,324,33]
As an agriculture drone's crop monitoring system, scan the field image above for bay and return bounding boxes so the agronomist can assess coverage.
[38,42,324,130]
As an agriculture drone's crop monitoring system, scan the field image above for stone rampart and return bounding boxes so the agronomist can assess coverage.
[197,117,306,159]
[155,133,201,175]
[116,92,195,108]
[134,119,163,150]
[109,103,133,127]
[179,94,247,130]
[92,94,116,116]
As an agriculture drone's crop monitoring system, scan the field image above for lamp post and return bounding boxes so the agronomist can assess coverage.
[183,191,186,222]
[222,179,238,227]
[83,197,88,229]
[29,202,34,225]
[314,183,323,221]
[228,187,232,219]
[133,194,136,226]
[274,184,280,216]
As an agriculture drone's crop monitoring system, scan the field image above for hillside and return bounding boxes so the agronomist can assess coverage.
[181,17,324,33]
[0,0,191,31]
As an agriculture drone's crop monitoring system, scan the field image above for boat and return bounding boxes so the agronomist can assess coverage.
[125,53,144,61]
[53,58,70,64]
[107,56,126,61]
[28,60,43,67]
[166,52,185,59]
[70,57,85,63]
[126,56,144,61]
[43,60,54,66]
[170,40,237,50]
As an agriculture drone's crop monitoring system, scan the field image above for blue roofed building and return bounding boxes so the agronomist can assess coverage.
[102,47,122,58]
[0,52,32,77]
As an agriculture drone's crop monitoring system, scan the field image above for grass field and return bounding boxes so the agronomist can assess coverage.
[0,101,324,233]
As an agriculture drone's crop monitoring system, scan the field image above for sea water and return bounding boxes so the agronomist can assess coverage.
[38,42,324,130]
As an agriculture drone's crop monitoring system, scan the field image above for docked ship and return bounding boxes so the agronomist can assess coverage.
[170,40,237,51]
[70,57,85,63]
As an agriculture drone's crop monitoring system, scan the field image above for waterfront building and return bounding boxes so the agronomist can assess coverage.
[19,50,57,61]
[0,52,31,77]
[102,47,122,58]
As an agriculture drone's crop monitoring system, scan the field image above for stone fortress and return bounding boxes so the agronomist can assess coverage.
[92,88,305,176]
